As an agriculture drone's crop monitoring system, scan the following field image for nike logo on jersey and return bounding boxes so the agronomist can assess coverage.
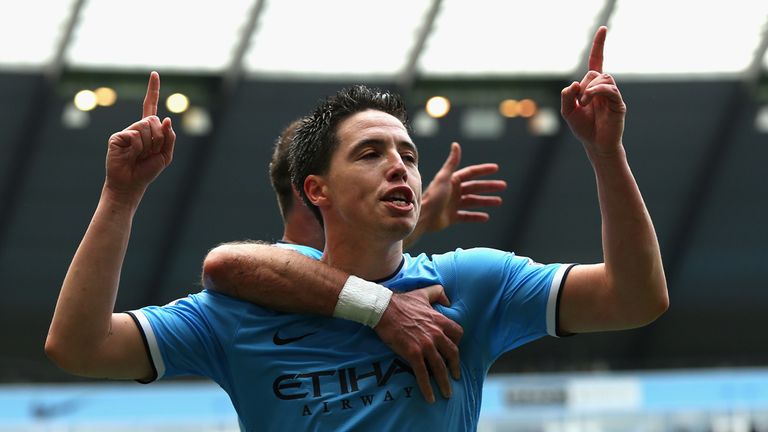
[273,330,317,345]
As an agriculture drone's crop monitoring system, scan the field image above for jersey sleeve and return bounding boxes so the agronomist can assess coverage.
[127,291,248,384]
[433,248,575,362]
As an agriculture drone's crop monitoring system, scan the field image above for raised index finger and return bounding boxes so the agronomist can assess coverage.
[142,71,160,118]
[588,26,607,73]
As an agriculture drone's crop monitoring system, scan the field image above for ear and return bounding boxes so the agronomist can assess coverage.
[304,174,329,208]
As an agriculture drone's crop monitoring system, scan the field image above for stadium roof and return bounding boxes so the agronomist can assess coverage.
[2,0,766,81]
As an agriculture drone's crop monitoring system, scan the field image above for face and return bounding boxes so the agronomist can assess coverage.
[307,109,421,242]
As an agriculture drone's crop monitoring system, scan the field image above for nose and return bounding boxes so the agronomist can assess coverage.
[385,153,408,183]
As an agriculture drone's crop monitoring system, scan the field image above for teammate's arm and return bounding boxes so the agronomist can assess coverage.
[45,72,176,380]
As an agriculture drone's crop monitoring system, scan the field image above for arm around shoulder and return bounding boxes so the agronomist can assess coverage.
[203,242,341,315]
[203,242,465,403]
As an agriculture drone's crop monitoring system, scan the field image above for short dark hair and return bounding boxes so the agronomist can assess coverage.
[269,119,303,220]
[289,85,409,224]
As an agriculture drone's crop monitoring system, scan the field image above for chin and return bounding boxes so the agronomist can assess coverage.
[382,221,416,241]
[395,222,417,240]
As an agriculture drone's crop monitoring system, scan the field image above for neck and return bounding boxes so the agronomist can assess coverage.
[321,223,404,281]
[282,207,325,251]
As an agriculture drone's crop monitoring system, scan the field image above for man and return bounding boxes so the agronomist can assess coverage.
[203,118,507,403]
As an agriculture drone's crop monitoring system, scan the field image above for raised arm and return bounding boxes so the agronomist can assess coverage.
[405,142,507,248]
[558,27,668,334]
[45,72,176,380]
[203,242,462,403]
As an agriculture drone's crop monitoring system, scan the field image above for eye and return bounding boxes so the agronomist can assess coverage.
[401,152,417,164]
[360,151,379,160]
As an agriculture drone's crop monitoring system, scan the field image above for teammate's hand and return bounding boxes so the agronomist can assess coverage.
[374,285,463,403]
[104,71,176,201]
[410,142,506,245]
[561,26,626,158]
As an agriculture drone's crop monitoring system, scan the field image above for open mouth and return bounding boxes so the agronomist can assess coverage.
[381,187,414,208]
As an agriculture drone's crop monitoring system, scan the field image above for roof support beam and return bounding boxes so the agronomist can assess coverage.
[744,14,768,91]
[48,0,87,82]
[223,0,267,93]
[574,0,617,77]
[398,0,443,92]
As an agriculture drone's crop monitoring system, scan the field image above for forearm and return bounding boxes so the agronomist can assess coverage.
[46,186,141,370]
[203,243,345,316]
[590,146,668,315]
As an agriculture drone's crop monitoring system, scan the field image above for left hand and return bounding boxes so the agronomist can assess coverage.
[419,142,507,233]
[375,285,463,403]
[561,26,626,157]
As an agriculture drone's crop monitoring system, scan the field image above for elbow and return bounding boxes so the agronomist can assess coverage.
[615,261,669,328]
[203,246,232,290]
[608,275,668,330]
[45,334,109,379]
[45,335,88,376]
[635,278,670,327]
[202,246,240,294]
[203,246,233,278]
[643,291,669,326]
[648,258,670,322]
[651,279,670,321]
[647,268,670,321]
[44,335,62,367]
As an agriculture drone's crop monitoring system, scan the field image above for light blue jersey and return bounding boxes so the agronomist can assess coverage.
[129,247,573,431]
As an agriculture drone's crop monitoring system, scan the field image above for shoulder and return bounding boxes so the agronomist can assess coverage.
[430,247,533,270]
[395,248,515,292]
[140,290,273,321]
[427,247,565,292]
[274,242,322,260]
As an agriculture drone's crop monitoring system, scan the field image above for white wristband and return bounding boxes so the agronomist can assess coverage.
[333,275,393,327]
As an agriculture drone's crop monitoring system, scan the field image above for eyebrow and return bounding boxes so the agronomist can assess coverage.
[351,138,419,157]
[399,140,419,157]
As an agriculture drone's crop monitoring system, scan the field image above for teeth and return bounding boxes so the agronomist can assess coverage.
[384,191,411,204]
[385,194,409,203]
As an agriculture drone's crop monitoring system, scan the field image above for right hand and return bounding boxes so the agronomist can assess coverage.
[419,142,507,232]
[104,71,176,201]
[374,285,463,403]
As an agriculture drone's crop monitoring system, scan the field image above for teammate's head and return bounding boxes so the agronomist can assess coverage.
[269,119,303,221]
[290,85,409,224]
